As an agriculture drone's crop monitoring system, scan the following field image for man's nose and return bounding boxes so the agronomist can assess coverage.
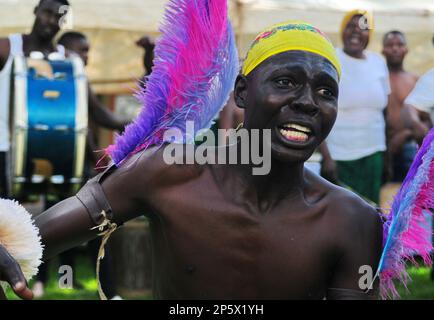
[48,14,59,26]
[391,44,399,51]
[290,88,319,117]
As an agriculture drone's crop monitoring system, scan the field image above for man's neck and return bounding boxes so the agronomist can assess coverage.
[387,62,405,73]
[216,143,306,213]
[343,48,365,60]
[23,30,56,56]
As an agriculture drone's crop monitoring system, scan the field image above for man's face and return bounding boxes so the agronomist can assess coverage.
[235,51,339,163]
[382,34,408,66]
[68,38,90,66]
[342,15,370,54]
[33,1,66,41]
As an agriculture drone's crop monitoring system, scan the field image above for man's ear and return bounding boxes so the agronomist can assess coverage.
[234,75,248,109]
[34,5,39,16]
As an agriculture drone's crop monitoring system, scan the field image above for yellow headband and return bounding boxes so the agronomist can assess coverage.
[340,10,374,43]
[242,21,341,78]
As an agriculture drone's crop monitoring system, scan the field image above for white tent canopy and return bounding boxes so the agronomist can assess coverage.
[1,0,434,93]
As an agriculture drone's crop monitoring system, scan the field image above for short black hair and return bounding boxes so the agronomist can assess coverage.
[58,31,87,48]
[39,0,70,6]
[383,30,406,45]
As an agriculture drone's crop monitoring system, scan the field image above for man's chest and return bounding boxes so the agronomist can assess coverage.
[390,76,416,105]
[147,186,338,298]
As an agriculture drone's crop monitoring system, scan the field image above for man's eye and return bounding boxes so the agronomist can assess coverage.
[275,78,295,88]
[318,88,335,98]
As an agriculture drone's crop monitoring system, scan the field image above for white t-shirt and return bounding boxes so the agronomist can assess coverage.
[405,69,434,114]
[326,49,390,161]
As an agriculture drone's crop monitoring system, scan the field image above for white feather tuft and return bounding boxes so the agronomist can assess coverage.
[0,199,44,289]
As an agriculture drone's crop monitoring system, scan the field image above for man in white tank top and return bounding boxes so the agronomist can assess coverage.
[0,0,70,197]
[0,0,128,198]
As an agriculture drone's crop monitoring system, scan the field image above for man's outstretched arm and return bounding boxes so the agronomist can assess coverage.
[0,148,160,298]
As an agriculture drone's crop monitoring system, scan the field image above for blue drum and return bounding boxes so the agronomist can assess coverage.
[9,55,88,199]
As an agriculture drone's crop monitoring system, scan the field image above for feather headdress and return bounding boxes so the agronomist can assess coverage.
[106,0,239,165]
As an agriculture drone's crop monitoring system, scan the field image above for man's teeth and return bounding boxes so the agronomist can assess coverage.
[282,124,311,133]
[280,129,309,142]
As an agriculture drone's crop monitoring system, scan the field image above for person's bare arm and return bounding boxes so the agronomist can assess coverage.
[327,193,383,300]
[88,83,130,132]
[136,36,155,76]
[0,148,163,299]
[402,104,432,144]
[388,129,413,155]
[0,38,11,72]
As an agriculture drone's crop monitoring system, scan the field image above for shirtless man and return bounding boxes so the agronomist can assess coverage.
[400,32,433,145]
[0,22,383,300]
[382,31,419,182]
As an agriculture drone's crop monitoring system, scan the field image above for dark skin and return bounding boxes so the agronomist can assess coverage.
[136,36,155,77]
[0,0,126,134]
[61,36,112,165]
[401,104,432,145]
[382,33,419,178]
[382,33,418,152]
[342,15,370,59]
[218,93,245,143]
[396,33,432,144]
[0,0,63,69]
[65,37,90,67]
[0,51,383,299]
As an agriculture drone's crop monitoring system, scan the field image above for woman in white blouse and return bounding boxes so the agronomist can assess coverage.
[324,10,390,205]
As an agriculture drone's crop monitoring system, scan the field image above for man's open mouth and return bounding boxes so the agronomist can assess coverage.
[278,123,313,143]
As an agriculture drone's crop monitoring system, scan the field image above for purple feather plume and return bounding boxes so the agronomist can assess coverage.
[106,0,239,165]
[378,128,434,299]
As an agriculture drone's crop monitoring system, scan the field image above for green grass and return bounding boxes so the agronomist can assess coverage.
[5,252,150,300]
[396,267,434,300]
[6,253,99,300]
[5,256,434,300]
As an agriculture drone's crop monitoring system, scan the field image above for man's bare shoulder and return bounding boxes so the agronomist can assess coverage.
[399,71,419,85]
[305,169,382,234]
[409,72,419,83]
[329,187,381,229]
[114,144,205,187]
